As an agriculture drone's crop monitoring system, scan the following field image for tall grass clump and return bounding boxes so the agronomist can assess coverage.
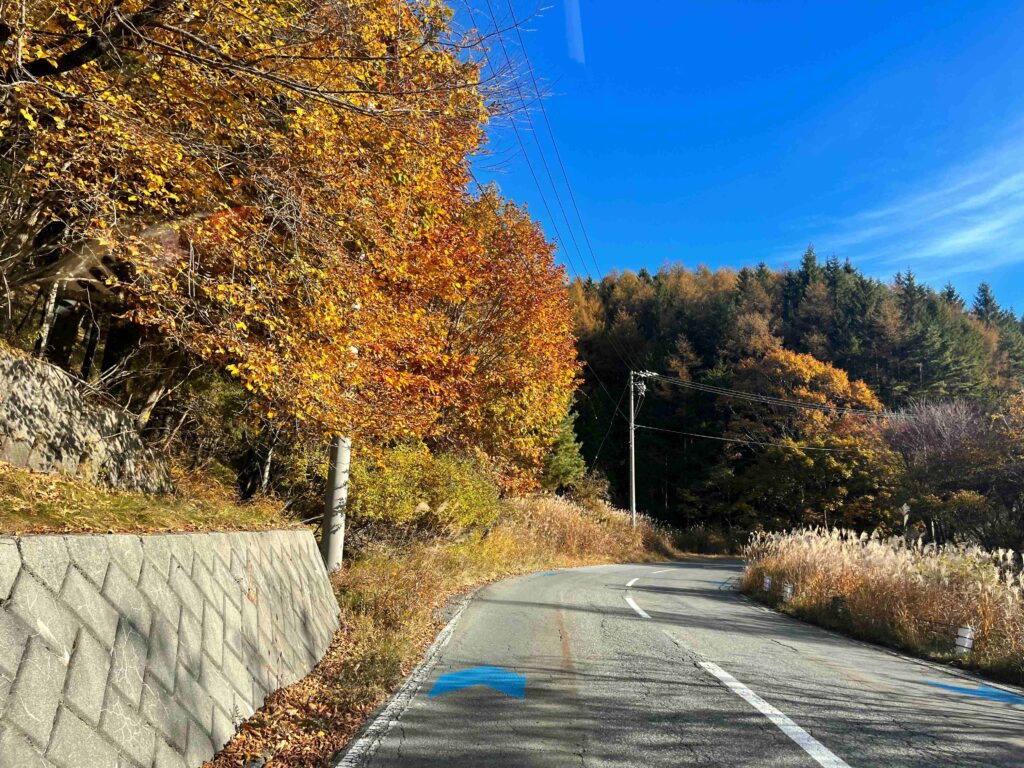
[743,528,1024,684]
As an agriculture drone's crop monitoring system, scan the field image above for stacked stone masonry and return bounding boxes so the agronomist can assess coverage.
[0,529,339,768]
[0,352,171,493]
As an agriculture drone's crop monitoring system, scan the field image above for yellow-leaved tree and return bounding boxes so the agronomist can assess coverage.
[716,349,899,530]
[1,0,578,490]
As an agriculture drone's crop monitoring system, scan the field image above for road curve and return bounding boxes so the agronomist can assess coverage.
[335,559,1024,767]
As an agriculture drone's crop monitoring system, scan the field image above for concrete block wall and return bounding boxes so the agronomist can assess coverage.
[0,529,339,768]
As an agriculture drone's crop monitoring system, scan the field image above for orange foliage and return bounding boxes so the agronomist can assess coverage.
[3,0,578,484]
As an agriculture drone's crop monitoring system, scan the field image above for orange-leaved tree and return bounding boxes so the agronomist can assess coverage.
[424,187,579,490]
[3,0,485,430]
[2,0,580,489]
[715,349,898,530]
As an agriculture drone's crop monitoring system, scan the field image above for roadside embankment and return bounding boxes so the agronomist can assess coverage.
[0,528,337,768]
[207,495,677,768]
[741,528,1024,685]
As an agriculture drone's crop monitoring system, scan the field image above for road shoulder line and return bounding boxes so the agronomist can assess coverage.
[330,590,475,767]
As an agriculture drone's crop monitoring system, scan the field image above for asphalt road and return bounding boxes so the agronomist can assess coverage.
[335,559,1024,767]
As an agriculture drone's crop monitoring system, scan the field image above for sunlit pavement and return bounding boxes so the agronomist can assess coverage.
[338,560,1024,768]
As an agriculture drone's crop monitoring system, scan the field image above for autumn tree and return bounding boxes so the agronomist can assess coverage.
[882,397,1024,548]
[426,188,579,490]
[1,0,581,497]
[713,349,898,530]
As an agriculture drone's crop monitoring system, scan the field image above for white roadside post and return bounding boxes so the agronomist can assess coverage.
[321,435,352,573]
[763,575,772,592]
[955,625,975,657]
[782,582,794,602]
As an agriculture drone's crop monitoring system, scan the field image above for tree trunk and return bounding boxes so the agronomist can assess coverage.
[46,298,85,369]
[261,444,274,495]
[80,317,102,380]
[33,282,59,358]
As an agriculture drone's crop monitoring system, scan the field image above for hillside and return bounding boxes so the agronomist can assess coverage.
[573,250,1024,549]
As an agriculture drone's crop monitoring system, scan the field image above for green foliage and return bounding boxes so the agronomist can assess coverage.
[349,444,501,532]
[541,410,587,493]
[573,255,1024,548]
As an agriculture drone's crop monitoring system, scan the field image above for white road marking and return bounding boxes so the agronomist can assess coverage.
[624,594,651,619]
[332,597,470,767]
[626,577,639,587]
[698,661,853,768]
[650,568,673,575]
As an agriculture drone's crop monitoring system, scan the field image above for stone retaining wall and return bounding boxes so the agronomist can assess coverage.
[0,352,171,493]
[0,528,339,768]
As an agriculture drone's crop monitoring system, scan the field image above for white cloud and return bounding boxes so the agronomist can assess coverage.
[564,0,585,64]
[811,134,1024,283]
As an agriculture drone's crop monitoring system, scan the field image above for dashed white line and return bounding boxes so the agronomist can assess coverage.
[624,576,649,618]
[698,661,853,768]
[624,595,651,619]
[650,568,673,575]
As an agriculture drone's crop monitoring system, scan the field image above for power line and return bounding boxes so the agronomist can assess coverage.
[584,360,629,421]
[460,1,636,420]
[503,0,604,279]
[589,382,627,472]
[473,0,641,372]
[475,0,588,285]
[634,423,853,453]
[647,372,894,418]
[499,0,640,371]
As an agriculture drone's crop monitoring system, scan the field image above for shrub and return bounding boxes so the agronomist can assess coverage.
[349,444,501,532]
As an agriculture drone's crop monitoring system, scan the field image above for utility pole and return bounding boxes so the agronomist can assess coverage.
[628,370,654,529]
[629,372,636,528]
[322,331,359,573]
[321,435,351,572]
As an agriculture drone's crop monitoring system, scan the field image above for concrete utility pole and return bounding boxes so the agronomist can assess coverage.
[629,371,655,529]
[321,435,351,572]
[629,372,636,529]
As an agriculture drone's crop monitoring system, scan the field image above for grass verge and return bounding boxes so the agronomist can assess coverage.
[0,462,290,535]
[207,496,677,768]
[742,528,1024,685]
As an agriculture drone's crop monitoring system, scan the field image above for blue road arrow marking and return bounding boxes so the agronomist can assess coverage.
[927,681,1024,705]
[427,666,527,699]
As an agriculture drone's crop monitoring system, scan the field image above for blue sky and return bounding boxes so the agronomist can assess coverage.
[468,0,1024,311]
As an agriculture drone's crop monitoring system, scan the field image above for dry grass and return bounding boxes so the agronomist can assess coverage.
[208,496,676,768]
[743,528,1024,683]
[0,462,290,534]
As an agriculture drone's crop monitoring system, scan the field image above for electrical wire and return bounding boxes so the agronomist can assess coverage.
[503,0,605,279]
[473,0,641,372]
[634,423,853,452]
[590,383,627,471]
[647,372,895,418]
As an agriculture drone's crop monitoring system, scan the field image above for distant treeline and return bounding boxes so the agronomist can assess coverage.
[571,249,1024,548]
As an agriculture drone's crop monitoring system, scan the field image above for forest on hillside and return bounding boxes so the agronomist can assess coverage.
[572,250,1024,549]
